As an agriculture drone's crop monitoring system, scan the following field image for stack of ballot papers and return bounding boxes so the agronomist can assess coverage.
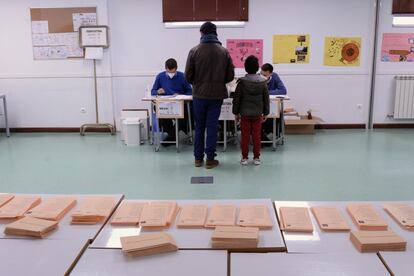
[71,196,117,224]
[26,197,76,221]
[279,207,313,233]
[211,226,259,249]
[205,205,237,228]
[176,204,208,228]
[311,206,350,231]
[350,230,406,252]
[111,201,147,226]
[120,233,178,257]
[237,205,273,229]
[4,216,58,238]
[346,204,388,230]
[139,202,178,229]
[383,203,414,231]
[0,196,41,219]
[0,194,14,208]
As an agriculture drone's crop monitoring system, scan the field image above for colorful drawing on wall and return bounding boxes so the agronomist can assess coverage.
[381,33,414,62]
[324,37,361,66]
[226,39,263,68]
[272,34,310,64]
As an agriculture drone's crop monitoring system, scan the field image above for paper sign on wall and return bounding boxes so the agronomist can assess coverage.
[31,21,49,34]
[85,47,103,60]
[72,13,97,32]
[273,35,310,64]
[268,99,281,118]
[227,39,263,68]
[324,37,361,66]
[381,33,414,62]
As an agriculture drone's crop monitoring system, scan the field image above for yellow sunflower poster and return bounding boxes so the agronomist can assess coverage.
[324,37,361,66]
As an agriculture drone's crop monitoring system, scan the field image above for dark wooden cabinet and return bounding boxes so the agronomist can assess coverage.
[393,0,414,14]
[163,0,249,22]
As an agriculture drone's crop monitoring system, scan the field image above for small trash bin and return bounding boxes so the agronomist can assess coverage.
[122,117,142,146]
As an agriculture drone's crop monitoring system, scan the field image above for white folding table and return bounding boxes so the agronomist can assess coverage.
[0,94,10,137]
[379,251,414,276]
[91,198,286,252]
[0,193,124,242]
[71,249,227,276]
[274,201,414,253]
[230,252,389,276]
[0,238,88,276]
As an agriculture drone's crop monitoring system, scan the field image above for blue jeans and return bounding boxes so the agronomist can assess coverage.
[193,98,223,160]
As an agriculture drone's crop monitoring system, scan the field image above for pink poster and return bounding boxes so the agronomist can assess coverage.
[227,39,263,68]
[381,33,414,62]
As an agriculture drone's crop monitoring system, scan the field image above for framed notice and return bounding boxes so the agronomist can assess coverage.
[79,26,109,48]
[219,99,234,121]
[268,99,281,118]
[156,100,184,119]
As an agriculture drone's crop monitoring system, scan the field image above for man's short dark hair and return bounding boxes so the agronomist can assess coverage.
[165,58,177,70]
[244,55,259,74]
[200,21,217,35]
[261,63,273,73]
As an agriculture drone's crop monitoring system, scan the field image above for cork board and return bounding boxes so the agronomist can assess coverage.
[30,7,97,59]
[30,7,97,33]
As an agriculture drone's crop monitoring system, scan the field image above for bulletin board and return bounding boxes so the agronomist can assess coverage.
[30,7,97,60]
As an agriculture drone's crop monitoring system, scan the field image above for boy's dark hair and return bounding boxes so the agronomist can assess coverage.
[200,21,217,35]
[244,55,259,74]
[165,58,178,70]
[261,63,274,73]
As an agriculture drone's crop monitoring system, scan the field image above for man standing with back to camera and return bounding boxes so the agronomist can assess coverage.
[185,22,235,169]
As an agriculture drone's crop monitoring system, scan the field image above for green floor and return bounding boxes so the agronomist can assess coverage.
[0,129,413,201]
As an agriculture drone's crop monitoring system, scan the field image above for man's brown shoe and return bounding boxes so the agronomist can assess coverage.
[195,160,204,167]
[205,159,219,169]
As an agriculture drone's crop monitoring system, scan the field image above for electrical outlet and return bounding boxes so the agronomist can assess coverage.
[357,104,363,110]
[80,108,86,113]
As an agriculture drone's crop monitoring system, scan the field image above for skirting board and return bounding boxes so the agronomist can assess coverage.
[315,124,366,129]
[373,123,414,128]
[0,127,113,133]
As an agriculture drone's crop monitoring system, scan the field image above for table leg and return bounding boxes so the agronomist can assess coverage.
[280,100,285,145]
[2,97,9,137]
[223,120,227,152]
[155,114,160,152]
[175,118,179,152]
[186,101,193,144]
[272,118,276,151]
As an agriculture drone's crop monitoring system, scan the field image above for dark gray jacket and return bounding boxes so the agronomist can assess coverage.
[232,74,270,117]
[185,43,235,100]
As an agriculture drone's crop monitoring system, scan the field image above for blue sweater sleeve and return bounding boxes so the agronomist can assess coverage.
[268,73,287,96]
[151,74,161,96]
[183,78,193,95]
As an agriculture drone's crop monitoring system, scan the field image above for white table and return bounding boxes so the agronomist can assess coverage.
[0,94,10,137]
[230,252,389,276]
[274,201,414,253]
[0,194,124,242]
[71,249,227,276]
[379,251,414,276]
[91,198,286,252]
[0,238,88,276]
[142,95,193,152]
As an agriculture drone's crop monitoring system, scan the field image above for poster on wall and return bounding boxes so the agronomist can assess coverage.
[226,39,263,68]
[381,33,414,62]
[324,37,361,66]
[272,34,310,64]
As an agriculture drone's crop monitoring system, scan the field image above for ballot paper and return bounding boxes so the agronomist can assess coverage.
[176,205,208,228]
[4,216,58,238]
[0,194,14,208]
[120,233,178,257]
[212,226,259,249]
[347,204,388,230]
[111,201,147,226]
[383,203,414,231]
[84,47,103,60]
[139,202,178,228]
[0,196,41,219]
[279,207,314,233]
[311,206,350,231]
[350,230,406,253]
[237,205,273,229]
[205,205,237,228]
[71,196,117,224]
[26,197,76,221]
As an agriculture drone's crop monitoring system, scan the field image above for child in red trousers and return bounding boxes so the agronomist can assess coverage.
[233,55,270,165]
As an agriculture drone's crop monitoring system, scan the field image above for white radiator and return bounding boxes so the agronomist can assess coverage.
[394,76,414,119]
